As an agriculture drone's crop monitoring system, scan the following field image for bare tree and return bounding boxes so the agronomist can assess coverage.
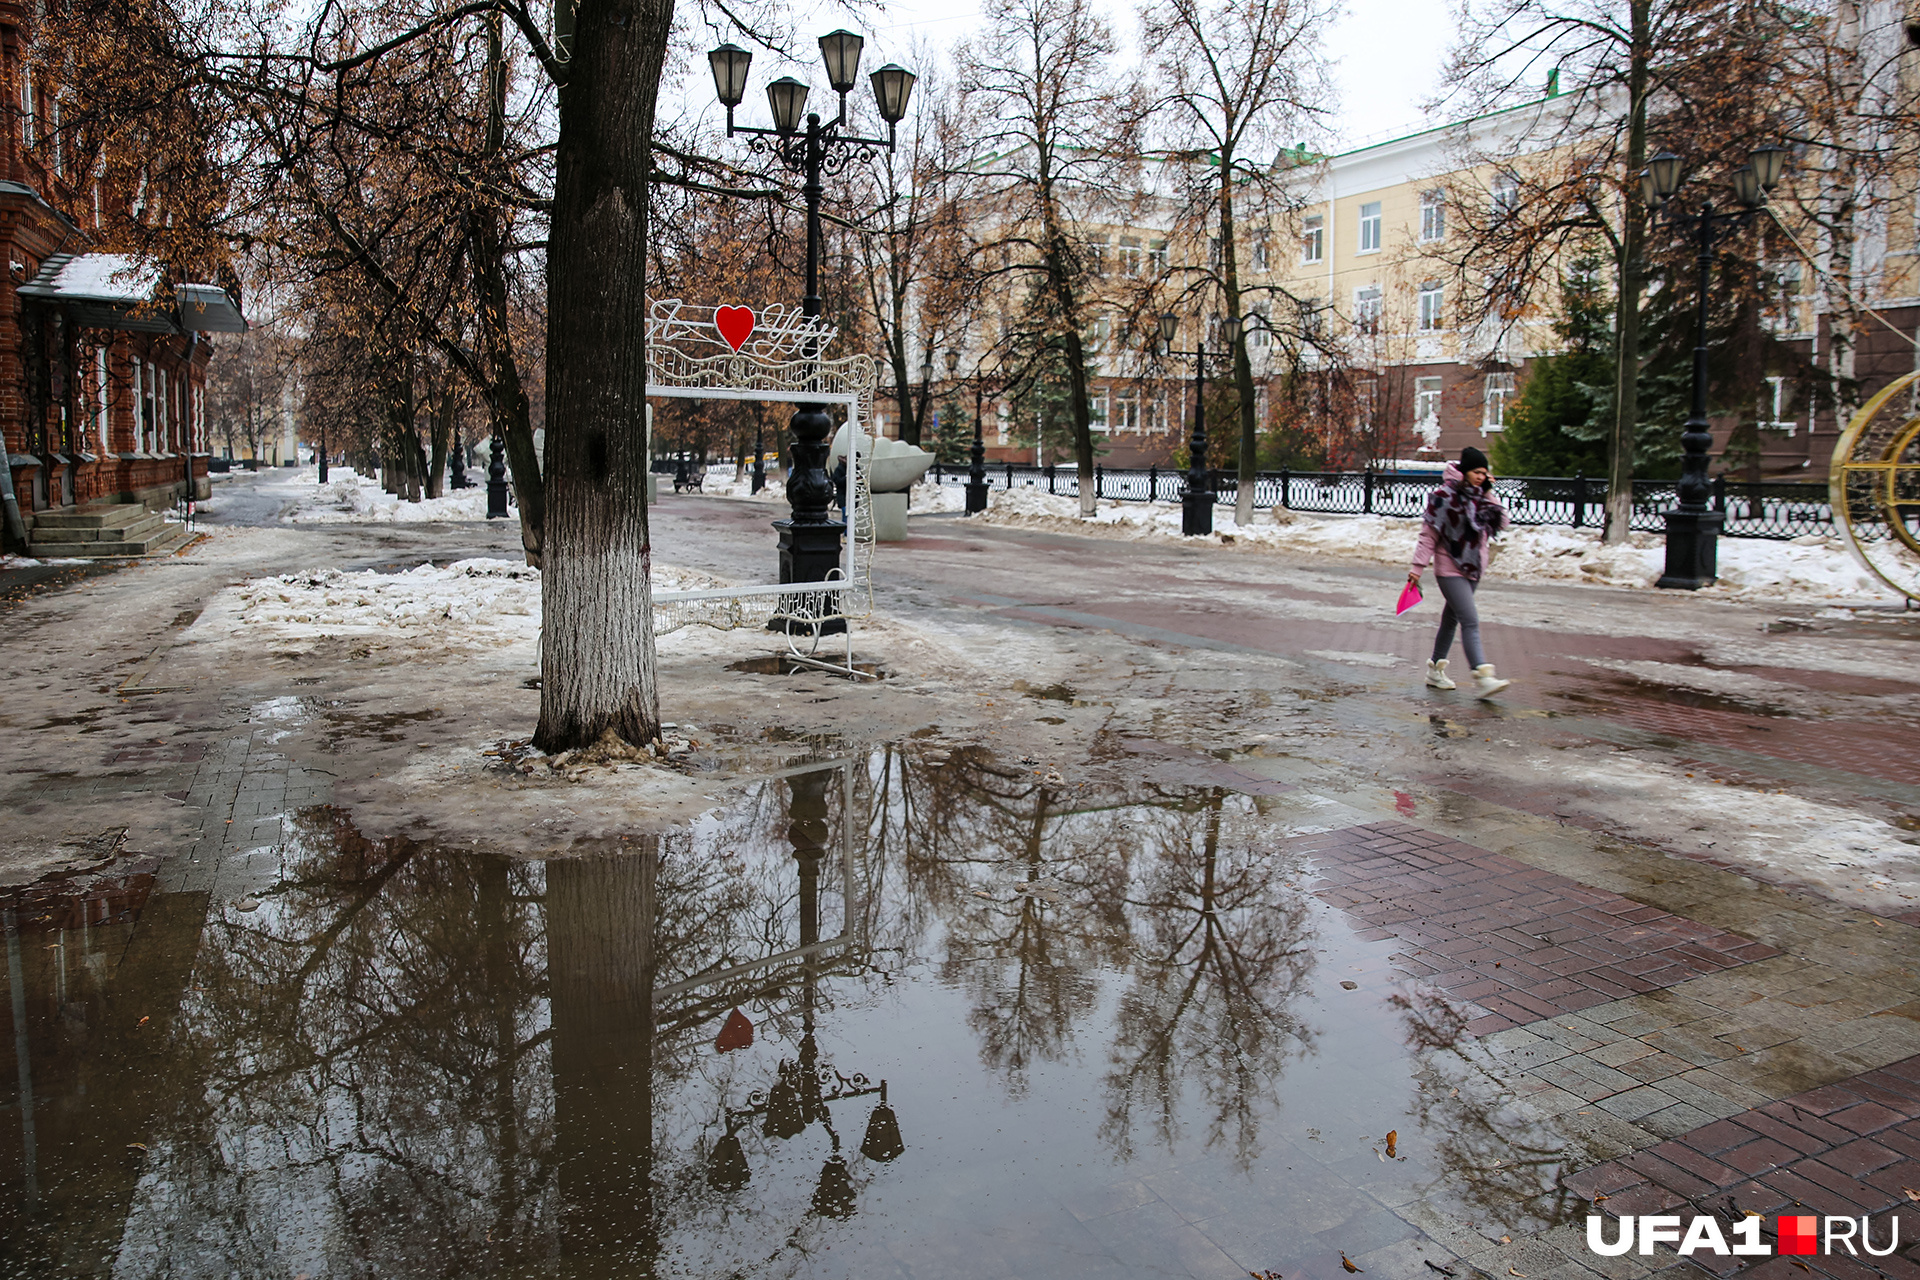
[954,0,1145,517]
[1143,0,1331,525]
[1438,0,1783,539]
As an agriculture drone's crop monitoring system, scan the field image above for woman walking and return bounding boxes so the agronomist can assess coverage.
[1408,446,1511,697]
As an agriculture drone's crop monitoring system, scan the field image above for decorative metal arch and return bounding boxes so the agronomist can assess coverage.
[1831,369,1920,603]
[645,300,881,670]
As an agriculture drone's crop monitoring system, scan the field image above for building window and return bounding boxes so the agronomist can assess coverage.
[49,97,61,176]
[1086,236,1107,275]
[1143,391,1165,434]
[1251,230,1270,272]
[1354,285,1382,335]
[1420,190,1445,242]
[1244,303,1270,348]
[1414,376,1443,442]
[1208,237,1222,270]
[1417,281,1444,332]
[1114,384,1139,432]
[1491,173,1519,215]
[1088,387,1108,432]
[1762,375,1796,435]
[1089,310,1111,351]
[1301,214,1324,263]
[1357,201,1381,253]
[996,400,1010,444]
[1148,239,1167,274]
[1118,236,1142,277]
[96,347,109,453]
[18,63,32,148]
[1482,372,1515,433]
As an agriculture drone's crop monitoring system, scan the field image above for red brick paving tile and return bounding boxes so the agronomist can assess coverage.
[1738,1112,1841,1155]
[1686,1119,1760,1155]
[1872,1124,1920,1161]
[1847,1072,1920,1112]
[1818,1139,1904,1177]
[1648,1140,1744,1188]
[1722,1137,1803,1176]
[1827,1102,1905,1136]
[1756,1103,1856,1147]
[1792,1086,1872,1116]
[1554,988,1615,1013]
[1623,1149,1730,1199]
[1792,1158,1894,1210]
[1880,1058,1920,1084]
[1564,1164,1652,1198]
[1757,1166,1873,1216]
[1719,1178,1789,1215]
[1602,1180,1690,1215]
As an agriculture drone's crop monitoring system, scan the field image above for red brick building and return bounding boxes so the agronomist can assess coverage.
[0,13,244,553]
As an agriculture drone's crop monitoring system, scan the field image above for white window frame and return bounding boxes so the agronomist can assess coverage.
[1357,201,1382,254]
[95,346,109,453]
[49,96,60,176]
[1148,240,1167,274]
[1086,237,1107,275]
[1491,174,1519,215]
[1300,214,1324,264]
[1353,285,1383,335]
[1762,375,1796,436]
[19,62,32,148]
[1118,236,1142,277]
[1088,386,1108,433]
[1414,376,1444,438]
[1245,303,1271,349]
[1482,372,1515,434]
[1113,384,1139,433]
[1419,190,1445,243]
[1417,282,1445,332]
[1251,230,1270,272]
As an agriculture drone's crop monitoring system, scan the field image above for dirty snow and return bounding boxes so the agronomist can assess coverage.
[1537,751,1920,915]
[277,468,494,523]
[975,490,1900,604]
[205,558,728,645]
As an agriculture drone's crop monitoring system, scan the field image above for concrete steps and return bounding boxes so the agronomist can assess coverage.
[29,504,195,557]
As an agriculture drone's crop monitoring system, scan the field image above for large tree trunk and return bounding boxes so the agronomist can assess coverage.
[1604,0,1652,544]
[426,367,454,498]
[1040,193,1096,518]
[533,0,672,753]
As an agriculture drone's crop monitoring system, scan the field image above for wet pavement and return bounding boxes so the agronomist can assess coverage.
[5,483,1920,1277]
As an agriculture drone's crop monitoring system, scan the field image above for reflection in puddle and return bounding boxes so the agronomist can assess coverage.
[1,752,1584,1277]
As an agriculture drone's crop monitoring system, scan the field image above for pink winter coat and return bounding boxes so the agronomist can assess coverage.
[1410,463,1509,579]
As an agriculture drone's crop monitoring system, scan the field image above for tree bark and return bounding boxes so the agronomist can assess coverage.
[1604,0,1652,544]
[1040,184,1096,518]
[533,0,672,753]
[426,367,454,499]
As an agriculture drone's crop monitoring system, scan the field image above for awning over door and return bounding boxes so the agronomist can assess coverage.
[18,252,247,334]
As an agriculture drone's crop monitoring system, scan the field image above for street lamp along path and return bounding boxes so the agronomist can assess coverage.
[707,32,915,622]
[1641,142,1787,590]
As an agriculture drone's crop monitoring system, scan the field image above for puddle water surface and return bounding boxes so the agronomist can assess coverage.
[2,750,1586,1278]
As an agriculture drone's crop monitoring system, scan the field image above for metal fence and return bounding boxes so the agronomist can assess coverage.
[925,462,1834,541]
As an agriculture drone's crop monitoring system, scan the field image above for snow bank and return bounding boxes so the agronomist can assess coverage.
[701,471,786,501]
[279,469,495,523]
[975,490,1899,604]
[219,558,728,645]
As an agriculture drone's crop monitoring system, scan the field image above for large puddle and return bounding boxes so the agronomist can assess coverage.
[3,750,1587,1278]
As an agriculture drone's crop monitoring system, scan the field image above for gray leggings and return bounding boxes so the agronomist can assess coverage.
[1431,574,1486,669]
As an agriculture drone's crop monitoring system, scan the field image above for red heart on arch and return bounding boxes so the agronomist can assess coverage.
[715,306,755,352]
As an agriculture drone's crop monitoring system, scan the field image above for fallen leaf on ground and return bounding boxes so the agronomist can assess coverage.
[1500,1236,1511,1244]
[1903,1187,1920,1202]
[1342,1255,1363,1273]
[1592,1194,1608,1203]
[1385,1129,1398,1158]
[1340,980,1359,990]
[126,1142,147,1151]
[1423,1262,1455,1277]
[1508,1269,1525,1277]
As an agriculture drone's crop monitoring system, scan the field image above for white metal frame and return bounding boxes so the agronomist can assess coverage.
[645,299,880,678]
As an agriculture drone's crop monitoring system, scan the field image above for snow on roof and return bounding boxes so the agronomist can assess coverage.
[27,252,162,303]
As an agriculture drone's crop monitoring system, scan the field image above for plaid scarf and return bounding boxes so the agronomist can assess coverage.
[1424,473,1506,583]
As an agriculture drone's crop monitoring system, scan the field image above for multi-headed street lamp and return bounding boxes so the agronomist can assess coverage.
[707,34,916,589]
[1157,312,1222,537]
[1641,142,1788,590]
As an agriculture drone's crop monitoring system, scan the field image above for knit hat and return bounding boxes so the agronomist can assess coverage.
[1459,446,1489,473]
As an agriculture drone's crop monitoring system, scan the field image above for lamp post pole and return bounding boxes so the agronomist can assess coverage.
[1642,143,1787,590]
[1158,313,1216,537]
[967,374,989,514]
[708,36,916,615]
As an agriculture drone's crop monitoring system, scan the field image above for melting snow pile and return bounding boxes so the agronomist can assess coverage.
[977,490,1898,603]
[219,558,726,645]
[280,468,494,523]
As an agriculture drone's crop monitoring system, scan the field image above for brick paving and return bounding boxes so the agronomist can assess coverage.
[1299,822,1780,1036]
[1564,1055,1920,1278]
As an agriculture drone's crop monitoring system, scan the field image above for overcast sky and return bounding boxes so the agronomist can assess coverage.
[699,0,1462,153]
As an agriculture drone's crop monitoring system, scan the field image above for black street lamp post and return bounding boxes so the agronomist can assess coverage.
[486,432,510,519]
[1159,312,1218,537]
[1643,142,1788,590]
[751,416,765,494]
[708,35,916,599]
[948,348,991,515]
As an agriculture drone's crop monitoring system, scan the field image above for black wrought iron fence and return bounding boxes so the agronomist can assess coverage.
[924,462,1835,541]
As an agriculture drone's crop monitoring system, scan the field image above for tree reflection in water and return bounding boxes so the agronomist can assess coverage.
[51,746,1358,1275]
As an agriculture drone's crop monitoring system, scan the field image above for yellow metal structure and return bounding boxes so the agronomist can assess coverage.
[1831,369,1920,602]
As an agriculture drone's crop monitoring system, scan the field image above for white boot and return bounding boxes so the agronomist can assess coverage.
[1425,659,1456,690]
[1473,664,1511,697]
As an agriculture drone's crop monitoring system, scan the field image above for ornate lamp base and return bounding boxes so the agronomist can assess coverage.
[771,517,848,635]
[1656,509,1724,590]
[1181,489,1213,537]
[965,481,989,514]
